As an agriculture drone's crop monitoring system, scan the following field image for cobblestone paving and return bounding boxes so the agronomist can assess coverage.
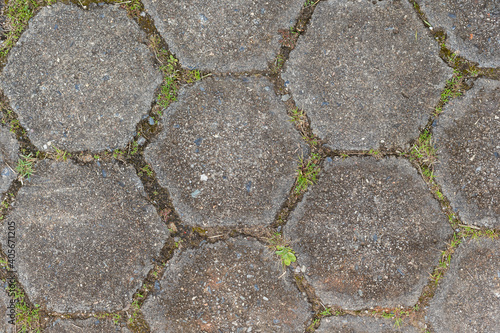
[0,0,498,332]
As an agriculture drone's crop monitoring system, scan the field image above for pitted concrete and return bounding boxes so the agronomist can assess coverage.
[142,237,311,332]
[0,160,169,313]
[419,0,500,67]
[146,76,307,227]
[434,78,499,228]
[283,0,452,150]
[142,0,304,72]
[0,3,162,152]
[284,157,452,309]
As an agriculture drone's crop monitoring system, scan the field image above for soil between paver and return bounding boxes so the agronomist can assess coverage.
[0,3,162,152]
[142,237,311,333]
[284,157,452,309]
[434,78,499,228]
[141,0,304,72]
[282,0,452,150]
[0,127,18,195]
[45,318,131,333]
[316,315,418,333]
[419,0,500,67]
[0,160,169,313]
[146,76,308,227]
[427,238,500,333]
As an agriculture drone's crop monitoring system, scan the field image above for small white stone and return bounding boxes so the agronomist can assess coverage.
[200,174,208,181]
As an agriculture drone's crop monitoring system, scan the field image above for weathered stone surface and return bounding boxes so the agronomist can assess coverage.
[0,160,169,313]
[283,0,451,150]
[0,0,5,40]
[46,318,131,333]
[0,127,18,195]
[434,79,499,228]
[284,157,452,309]
[419,0,499,67]
[317,315,418,333]
[142,0,304,72]
[146,77,307,227]
[428,238,500,332]
[142,237,311,332]
[0,3,162,152]
[0,287,15,333]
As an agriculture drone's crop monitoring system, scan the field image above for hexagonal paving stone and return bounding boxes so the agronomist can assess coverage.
[0,286,15,333]
[317,315,418,333]
[46,318,131,333]
[142,237,311,332]
[0,3,162,152]
[145,77,307,227]
[0,126,18,195]
[434,79,499,228]
[0,160,169,313]
[282,0,452,150]
[142,0,304,72]
[419,0,499,67]
[428,238,500,332]
[284,157,452,309]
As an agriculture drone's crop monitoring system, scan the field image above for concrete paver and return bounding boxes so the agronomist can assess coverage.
[142,0,304,72]
[146,77,307,227]
[428,238,500,332]
[0,160,169,313]
[0,127,18,195]
[0,3,162,152]
[45,318,131,333]
[283,0,451,150]
[284,157,452,309]
[142,237,311,333]
[434,78,499,228]
[419,0,500,67]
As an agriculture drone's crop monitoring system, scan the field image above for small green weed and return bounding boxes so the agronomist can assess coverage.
[407,130,436,182]
[113,149,125,160]
[271,54,285,74]
[275,245,296,267]
[139,164,153,177]
[118,0,143,17]
[304,0,320,7]
[129,141,139,155]
[149,35,180,113]
[113,313,121,325]
[52,147,70,161]
[16,154,36,183]
[289,108,305,123]
[319,308,332,316]
[295,153,321,194]
[368,149,381,157]
[441,70,464,104]
[181,69,202,84]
